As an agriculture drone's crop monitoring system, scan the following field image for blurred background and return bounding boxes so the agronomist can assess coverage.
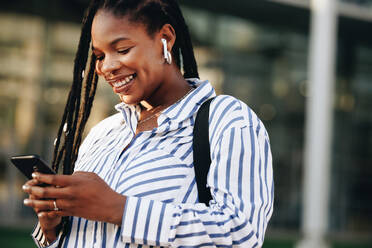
[0,0,371,247]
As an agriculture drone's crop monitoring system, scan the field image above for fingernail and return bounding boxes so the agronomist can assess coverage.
[22,185,30,191]
[32,173,38,179]
[23,199,31,205]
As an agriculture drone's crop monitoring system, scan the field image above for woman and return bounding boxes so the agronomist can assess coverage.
[22,0,273,247]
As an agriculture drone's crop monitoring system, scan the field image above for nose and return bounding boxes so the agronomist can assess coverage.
[100,56,121,78]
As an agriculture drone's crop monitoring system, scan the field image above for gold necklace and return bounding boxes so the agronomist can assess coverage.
[138,87,194,125]
[138,105,166,124]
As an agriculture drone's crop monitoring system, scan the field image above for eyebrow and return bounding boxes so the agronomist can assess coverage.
[92,37,130,51]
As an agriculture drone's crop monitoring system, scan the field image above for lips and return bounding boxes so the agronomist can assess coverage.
[109,73,137,94]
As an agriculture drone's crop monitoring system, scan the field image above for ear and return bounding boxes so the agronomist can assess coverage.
[158,24,176,51]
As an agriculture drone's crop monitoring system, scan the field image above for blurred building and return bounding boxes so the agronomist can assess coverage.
[0,0,371,247]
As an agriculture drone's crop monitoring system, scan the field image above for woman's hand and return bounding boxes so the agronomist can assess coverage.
[23,178,62,243]
[22,172,126,226]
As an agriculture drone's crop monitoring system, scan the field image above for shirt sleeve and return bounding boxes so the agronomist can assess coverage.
[31,222,61,248]
[120,97,274,247]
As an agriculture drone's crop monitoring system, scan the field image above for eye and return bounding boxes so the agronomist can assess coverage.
[118,47,132,55]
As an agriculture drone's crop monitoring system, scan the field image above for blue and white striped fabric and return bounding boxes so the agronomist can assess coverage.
[32,79,274,248]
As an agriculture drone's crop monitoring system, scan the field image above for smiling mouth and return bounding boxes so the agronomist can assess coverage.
[112,73,137,88]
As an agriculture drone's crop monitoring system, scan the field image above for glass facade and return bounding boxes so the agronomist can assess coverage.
[330,42,372,235]
[341,0,372,7]
[0,1,372,246]
[0,14,118,223]
[184,5,372,237]
[184,8,309,231]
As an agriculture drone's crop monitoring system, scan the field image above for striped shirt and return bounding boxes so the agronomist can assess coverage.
[32,79,274,247]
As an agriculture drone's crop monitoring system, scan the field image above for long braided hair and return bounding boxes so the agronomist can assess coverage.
[52,0,198,246]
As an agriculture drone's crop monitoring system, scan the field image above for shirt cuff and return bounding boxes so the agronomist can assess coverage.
[31,222,60,248]
[121,196,177,246]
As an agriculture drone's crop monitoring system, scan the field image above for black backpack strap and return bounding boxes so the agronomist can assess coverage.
[193,97,215,206]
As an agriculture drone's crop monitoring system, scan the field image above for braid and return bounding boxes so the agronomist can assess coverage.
[73,56,99,157]
[52,0,99,174]
[164,0,199,78]
[54,1,101,247]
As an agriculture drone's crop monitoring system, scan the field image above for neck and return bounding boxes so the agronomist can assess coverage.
[140,67,192,111]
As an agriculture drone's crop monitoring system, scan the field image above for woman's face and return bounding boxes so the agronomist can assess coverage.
[91,10,166,105]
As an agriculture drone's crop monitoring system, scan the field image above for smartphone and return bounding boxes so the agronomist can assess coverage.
[10,154,56,180]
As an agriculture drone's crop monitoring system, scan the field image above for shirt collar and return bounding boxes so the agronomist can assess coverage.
[158,79,215,125]
[114,78,216,128]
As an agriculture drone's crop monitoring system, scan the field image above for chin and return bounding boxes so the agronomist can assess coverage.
[119,94,140,105]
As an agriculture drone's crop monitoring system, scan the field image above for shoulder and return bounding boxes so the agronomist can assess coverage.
[89,113,123,135]
[208,95,269,142]
[80,113,123,147]
[209,95,263,129]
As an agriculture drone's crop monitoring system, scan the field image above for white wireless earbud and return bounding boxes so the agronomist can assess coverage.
[161,38,172,64]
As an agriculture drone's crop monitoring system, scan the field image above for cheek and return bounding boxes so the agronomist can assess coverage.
[139,52,163,76]
[133,46,162,69]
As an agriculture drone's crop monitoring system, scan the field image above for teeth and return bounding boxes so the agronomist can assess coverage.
[113,74,135,87]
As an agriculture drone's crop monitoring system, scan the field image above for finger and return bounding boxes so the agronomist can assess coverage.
[22,179,44,194]
[24,178,41,186]
[32,173,71,187]
[37,211,52,219]
[40,210,69,219]
[24,199,56,212]
[37,210,62,219]
[29,192,44,201]
[23,185,69,199]
[22,179,42,194]
[47,211,57,219]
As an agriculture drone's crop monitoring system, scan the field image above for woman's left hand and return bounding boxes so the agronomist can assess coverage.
[22,171,126,225]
